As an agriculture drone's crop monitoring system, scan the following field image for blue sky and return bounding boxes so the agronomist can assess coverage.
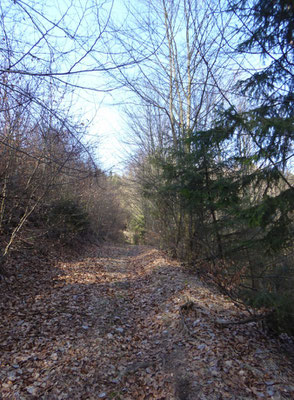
[3,0,282,174]
[86,105,129,173]
[1,0,134,172]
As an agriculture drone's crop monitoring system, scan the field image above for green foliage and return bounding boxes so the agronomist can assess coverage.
[207,1,294,336]
[127,0,294,339]
[226,0,294,170]
[129,214,146,244]
[47,198,90,241]
[244,289,294,336]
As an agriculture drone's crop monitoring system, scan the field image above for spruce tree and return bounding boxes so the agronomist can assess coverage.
[214,0,294,334]
[220,0,294,250]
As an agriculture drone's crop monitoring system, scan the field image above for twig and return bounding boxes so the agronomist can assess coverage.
[215,312,273,327]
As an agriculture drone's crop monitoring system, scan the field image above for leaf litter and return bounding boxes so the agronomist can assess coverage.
[1,244,294,399]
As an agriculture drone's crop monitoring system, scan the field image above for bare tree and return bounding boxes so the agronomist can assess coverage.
[0,0,148,268]
[110,0,236,152]
[112,0,238,253]
[0,0,147,91]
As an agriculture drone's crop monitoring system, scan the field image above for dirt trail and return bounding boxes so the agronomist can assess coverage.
[1,244,294,399]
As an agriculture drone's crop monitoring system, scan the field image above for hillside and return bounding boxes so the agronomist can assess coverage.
[1,244,294,399]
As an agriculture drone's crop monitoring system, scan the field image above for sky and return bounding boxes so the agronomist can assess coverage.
[62,0,139,174]
[61,0,134,174]
[4,0,287,175]
[1,0,134,174]
[2,0,253,175]
[87,106,129,173]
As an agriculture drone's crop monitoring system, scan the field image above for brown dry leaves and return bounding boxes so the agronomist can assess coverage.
[1,244,294,399]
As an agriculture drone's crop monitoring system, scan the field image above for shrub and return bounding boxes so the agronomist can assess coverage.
[47,198,90,242]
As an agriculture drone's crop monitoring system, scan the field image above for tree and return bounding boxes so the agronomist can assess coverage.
[218,0,294,248]
[0,0,153,175]
[118,0,238,256]
[0,0,145,92]
[193,0,294,334]
[114,0,235,149]
[120,0,294,335]
[0,0,147,268]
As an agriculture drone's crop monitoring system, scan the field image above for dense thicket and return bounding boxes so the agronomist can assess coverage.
[0,0,129,273]
[0,76,127,273]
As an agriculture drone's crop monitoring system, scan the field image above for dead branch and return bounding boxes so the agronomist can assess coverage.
[215,312,273,328]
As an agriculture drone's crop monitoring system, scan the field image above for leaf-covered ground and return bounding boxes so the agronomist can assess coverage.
[1,244,294,399]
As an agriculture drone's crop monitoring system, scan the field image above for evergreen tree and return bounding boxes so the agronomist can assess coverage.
[217,0,294,251]
[226,0,293,180]
[212,0,294,334]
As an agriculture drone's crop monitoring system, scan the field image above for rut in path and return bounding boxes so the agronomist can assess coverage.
[1,244,294,399]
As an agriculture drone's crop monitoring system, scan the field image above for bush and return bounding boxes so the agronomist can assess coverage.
[129,214,145,244]
[47,198,90,242]
[248,290,294,336]
[238,258,294,337]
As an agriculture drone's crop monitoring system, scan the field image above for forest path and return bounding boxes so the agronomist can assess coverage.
[1,244,294,399]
